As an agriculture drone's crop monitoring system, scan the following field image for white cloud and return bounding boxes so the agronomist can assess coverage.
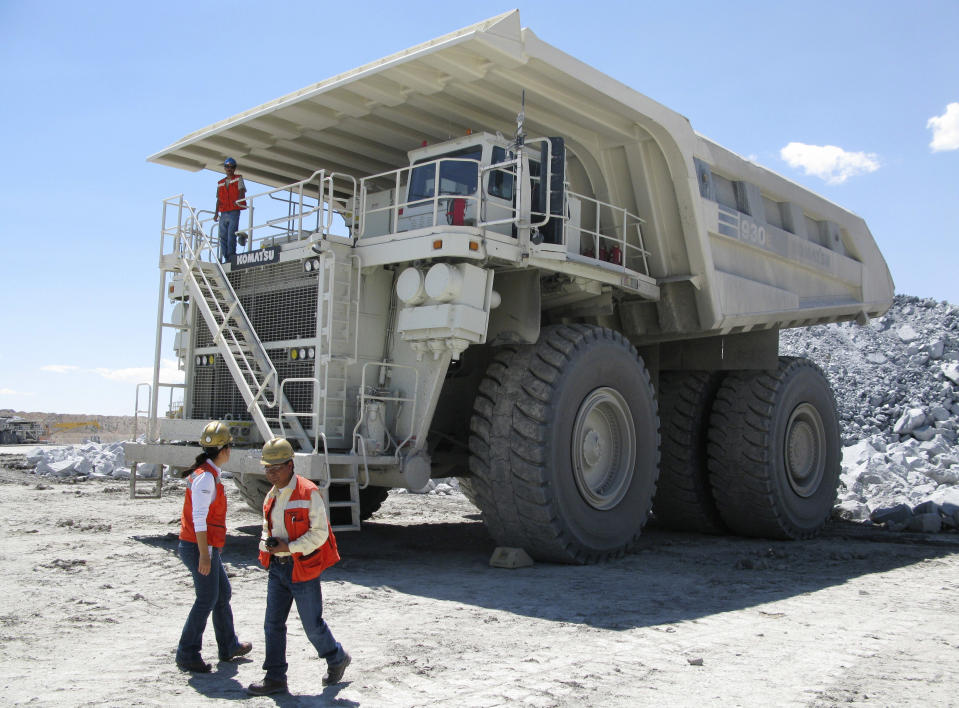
[94,365,156,383]
[927,102,959,152]
[41,360,184,385]
[0,388,34,396]
[95,359,184,384]
[779,142,880,184]
[42,364,81,374]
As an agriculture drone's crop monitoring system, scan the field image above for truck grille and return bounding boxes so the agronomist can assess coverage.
[189,259,320,424]
[194,261,318,347]
[189,349,316,422]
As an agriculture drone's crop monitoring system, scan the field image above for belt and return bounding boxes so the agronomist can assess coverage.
[272,555,293,565]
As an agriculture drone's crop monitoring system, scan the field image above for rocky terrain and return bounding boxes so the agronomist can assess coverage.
[781,294,959,531]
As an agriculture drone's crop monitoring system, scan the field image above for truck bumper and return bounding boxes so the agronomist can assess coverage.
[123,442,431,489]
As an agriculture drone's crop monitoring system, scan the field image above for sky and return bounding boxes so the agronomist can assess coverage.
[1,1,957,416]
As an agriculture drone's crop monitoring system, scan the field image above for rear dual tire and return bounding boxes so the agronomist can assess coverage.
[707,357,841,539]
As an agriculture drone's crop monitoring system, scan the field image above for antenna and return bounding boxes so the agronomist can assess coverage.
[515,89,526,148]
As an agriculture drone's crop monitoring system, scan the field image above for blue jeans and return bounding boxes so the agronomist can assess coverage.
[218,210,241,263]
[176,541,242,663]
[263,560,344,680]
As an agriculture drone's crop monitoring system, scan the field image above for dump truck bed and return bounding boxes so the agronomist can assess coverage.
[149,10,893,336]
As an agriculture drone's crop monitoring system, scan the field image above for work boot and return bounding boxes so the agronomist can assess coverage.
[247,676,288,696]
[176,658,212,673]
[323,650,351,686]
[219,640,253,662]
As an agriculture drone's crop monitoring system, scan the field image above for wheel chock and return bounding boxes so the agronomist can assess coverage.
[489,546,533,569]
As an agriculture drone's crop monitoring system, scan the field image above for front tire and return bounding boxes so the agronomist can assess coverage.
[234,472,272,512]
[468,325,660,563]
[707,357,841,539]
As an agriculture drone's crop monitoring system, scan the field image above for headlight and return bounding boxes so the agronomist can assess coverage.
[396,267,426,305]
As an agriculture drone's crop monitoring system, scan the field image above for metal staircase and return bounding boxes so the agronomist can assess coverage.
[177,230,312,450]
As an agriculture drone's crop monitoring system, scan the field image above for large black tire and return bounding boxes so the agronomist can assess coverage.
[707,357,841,539]
[233,473,272,512]
[468,325,660,563]
[653,371,727,534]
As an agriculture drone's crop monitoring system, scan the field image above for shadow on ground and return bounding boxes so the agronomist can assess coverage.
[133,506,959,632]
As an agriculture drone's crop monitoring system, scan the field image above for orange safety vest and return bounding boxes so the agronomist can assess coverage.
[216,175,246,212]
[179,462,228,548]
[259,475,339,582]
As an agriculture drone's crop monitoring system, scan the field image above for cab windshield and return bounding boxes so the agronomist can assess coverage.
[408,146,482,202]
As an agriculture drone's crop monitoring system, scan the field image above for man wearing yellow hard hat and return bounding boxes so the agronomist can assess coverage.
[247,437,350,696]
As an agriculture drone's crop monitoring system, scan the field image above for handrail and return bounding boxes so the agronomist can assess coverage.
[170,195,279,409]
[315,432,331,491]
[359,157,483,237]
[352,434,371,490]
[278,377,320,452]
[357,138,555,237]
[349,254,362,362]
[134,383,151,440]
[351,361,419,460]
[566,190,651,277]
[163,172,357,263]
[235,170,360,251]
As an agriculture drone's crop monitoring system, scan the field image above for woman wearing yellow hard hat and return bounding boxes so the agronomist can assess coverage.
[175,420,252,673]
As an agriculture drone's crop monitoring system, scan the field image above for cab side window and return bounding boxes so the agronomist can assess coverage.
[488,147,514,200]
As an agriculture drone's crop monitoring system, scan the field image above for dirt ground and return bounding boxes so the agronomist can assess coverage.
[1,456,958,708]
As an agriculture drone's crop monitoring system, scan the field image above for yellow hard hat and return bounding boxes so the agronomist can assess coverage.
[200,420,233,448]
[261,437,294,465]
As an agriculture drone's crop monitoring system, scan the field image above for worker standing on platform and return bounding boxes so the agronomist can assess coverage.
[214,157,246,263]
[247,437,350,696]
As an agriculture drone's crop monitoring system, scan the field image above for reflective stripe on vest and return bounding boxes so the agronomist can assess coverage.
[217,175,246,212]
[259,475,339,581]
[179,462,228,548]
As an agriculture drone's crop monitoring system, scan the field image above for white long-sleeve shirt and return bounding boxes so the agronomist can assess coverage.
[259,475,329,556]
[190,461,221,533]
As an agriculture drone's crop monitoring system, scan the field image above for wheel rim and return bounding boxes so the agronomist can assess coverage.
[571,387,636,510]
[784,402,826,498]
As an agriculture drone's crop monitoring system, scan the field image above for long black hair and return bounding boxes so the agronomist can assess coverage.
[180,446,227,477]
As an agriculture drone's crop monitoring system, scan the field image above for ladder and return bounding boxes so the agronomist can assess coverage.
[315,241,363,529]
[178,240,312,450]
[129,383,163,498]
[320,462,366,532]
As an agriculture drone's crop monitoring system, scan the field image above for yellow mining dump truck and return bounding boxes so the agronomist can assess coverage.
[125,11,893,562]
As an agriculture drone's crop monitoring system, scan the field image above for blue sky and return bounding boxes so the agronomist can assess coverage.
[1,1,956,415]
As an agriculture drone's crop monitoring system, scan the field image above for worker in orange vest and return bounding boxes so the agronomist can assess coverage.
[175,420,252,673]
[214,157,246,263]
[247,437,349,696]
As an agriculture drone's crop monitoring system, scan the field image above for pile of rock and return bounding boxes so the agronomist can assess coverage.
[782,294,959,531]
[27,441,132,479]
